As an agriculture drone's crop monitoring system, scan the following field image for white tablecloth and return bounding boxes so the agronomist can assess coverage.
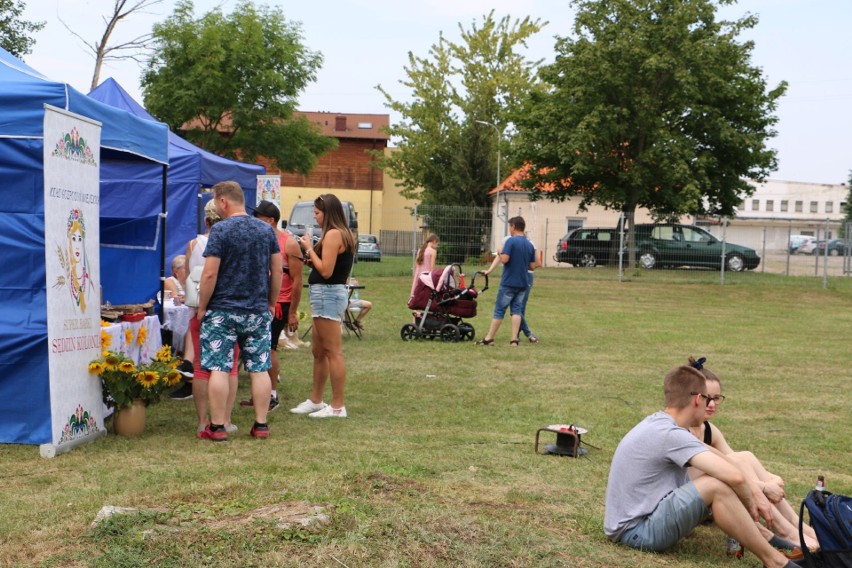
[162,301,191,353]
[102,315,162,365]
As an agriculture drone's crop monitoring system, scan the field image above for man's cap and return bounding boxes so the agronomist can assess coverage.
[250,200,280,222]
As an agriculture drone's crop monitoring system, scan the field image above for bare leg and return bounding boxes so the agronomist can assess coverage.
[483,318,502,341]
[208,370,229,425]
[313,317,346,409]
[225,374,238,429]
[308,318,329,404]
[692,476,795,568]
[510,313,522,342]
[249,371,271,424]
[192,378,208,429]
[268,347,279,391]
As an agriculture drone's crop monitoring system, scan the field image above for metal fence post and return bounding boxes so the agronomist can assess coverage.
[761,227,767,273]
[618,212,625,284]
[720,217,728,285]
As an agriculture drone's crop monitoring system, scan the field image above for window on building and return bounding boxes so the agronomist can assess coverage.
[566,218,584,232]
[795,201,803,213]
[751,199,760,211]
[810,201,818,213]
[781,200,788,212]
[826,201,834,213]
[737,200,745,211]
[766,200,774,212]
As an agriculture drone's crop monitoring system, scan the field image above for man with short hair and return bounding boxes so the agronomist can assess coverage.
[196,182,282,441]
[476,216,536,346]
[241,199,304,412]
[604,365,803,568]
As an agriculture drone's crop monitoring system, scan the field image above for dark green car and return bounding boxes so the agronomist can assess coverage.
[633,224,760,272]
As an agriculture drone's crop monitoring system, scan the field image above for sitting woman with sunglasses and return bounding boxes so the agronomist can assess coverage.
[687,356,819,556]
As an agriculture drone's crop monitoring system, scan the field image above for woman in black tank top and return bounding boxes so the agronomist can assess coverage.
[294,194,356,419]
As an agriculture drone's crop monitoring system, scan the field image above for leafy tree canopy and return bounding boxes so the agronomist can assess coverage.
[515,0,786,224]
[142,0,336,173]
[0,0,44,58]
[378,11,546,207]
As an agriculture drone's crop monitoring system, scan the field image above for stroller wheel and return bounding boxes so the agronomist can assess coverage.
[458,323,475,342]
[400,323,419,341]
[440,323,460,343]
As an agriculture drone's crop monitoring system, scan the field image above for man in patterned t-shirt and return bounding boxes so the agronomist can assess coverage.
[196,181,282,441]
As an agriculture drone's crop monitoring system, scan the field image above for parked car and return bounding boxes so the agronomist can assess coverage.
[789,235,813,254]
[795,237,818,255]
[632,224,760,272]
[554,227,622,267]
[357,234,382,262]
[815,239,849,256]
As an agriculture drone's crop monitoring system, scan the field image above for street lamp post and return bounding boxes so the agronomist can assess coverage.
[475,120,501,190]
[476,119,508,241]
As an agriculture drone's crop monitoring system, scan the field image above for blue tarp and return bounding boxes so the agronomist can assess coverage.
[0,48,169,445]
[89,78,264,305]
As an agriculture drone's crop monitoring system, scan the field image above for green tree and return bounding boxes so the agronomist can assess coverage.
[378,11,546,208]
[142,0,335,173]
[515,0,786,265]
[0,0,44,58]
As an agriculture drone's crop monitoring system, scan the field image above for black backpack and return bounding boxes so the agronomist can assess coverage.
[799,490,852,568]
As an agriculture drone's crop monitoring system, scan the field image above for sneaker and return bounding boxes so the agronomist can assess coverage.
[290,399,327,414]
[169,381,194,400]
[225,423,238,434]
[268,395,280,412]
[780,546,804,561]
[177,359,194,378]
[239,397,254,407]
[309,405,347,418]
[250,422,270,439]
[198,424,228,442]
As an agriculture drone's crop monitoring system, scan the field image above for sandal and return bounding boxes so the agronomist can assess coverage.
[475,338,494,346]
[528,335,539,344]
[510,339,519,346]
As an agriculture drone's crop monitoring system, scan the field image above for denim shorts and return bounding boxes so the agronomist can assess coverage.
[199,309,272,373]
[493,285,527,319]
[309,284,347,322]
[619,482,709,552]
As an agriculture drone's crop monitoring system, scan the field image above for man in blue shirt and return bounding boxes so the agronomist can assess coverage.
[196,181,282,441]
[476,216,536,346]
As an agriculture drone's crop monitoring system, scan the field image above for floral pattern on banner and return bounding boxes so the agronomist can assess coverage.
[51,127,97,166]
[58,405,99,444]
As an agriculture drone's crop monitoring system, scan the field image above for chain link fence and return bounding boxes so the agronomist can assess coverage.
[375,206,851,285]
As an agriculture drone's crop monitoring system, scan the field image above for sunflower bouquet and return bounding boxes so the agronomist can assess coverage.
[88,345,182,409]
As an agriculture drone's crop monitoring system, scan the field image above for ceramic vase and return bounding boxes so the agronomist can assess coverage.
[113,398,146,436]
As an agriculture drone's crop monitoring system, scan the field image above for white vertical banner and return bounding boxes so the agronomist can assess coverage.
[41,105,106,457]
[257,174,281,204]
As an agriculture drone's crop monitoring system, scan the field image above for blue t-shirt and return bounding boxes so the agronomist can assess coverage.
[204,215,280,312]
[501,235,535,288]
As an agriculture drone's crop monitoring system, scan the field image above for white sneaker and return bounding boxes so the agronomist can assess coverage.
[290,399,327,414]
[309,405,347,418]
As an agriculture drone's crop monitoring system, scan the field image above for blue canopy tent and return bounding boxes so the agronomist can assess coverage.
[89,78,264,306]
[0,48,169,445]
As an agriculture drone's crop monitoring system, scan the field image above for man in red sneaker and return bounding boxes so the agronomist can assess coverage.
[196,182,282,441]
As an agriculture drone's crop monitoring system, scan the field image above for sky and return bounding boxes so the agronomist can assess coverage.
[22,0,852,185]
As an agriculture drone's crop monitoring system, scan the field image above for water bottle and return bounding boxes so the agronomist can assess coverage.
[726,536,743,558]
[815,475,826,491]
[353,290,360,302]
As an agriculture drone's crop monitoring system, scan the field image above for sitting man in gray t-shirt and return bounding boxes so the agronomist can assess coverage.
[604,365,803,568]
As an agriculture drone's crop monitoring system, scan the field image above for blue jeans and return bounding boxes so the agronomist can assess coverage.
[519,271,535,338]
[493,285,526,320]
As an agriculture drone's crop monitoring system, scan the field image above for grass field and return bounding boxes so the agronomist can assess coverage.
[2,265,850,567]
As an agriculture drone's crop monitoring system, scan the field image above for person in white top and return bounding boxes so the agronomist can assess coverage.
[164,255,187,302]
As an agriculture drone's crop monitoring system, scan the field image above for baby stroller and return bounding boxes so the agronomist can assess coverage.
[402,263,488,342]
